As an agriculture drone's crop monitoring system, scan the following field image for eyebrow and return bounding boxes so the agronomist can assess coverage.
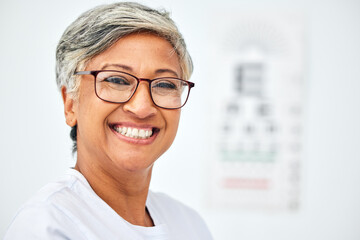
[154,68,179,78]
[101,63,180,78]
[101,63,132,72]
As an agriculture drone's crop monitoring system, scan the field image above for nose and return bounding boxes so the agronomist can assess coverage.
[122,82,157,119]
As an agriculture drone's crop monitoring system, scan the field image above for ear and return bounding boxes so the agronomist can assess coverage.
[61,86,77,127]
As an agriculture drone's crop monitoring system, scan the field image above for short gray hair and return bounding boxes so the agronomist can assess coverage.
[56,2,193,97]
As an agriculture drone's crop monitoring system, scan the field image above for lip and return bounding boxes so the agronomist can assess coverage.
[108,122,160,145]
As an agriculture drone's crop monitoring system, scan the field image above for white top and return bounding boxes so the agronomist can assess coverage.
[4,169,213,240]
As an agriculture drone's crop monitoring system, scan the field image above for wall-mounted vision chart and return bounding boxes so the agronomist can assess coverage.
[208,10,305,211]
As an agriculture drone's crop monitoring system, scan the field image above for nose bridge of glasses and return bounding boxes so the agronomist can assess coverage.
[135,78,154,95]
[135,78,152,93]
[138,78,152,85]
[132,78,153,100]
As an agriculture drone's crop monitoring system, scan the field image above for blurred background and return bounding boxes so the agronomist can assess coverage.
[0,0,359,239]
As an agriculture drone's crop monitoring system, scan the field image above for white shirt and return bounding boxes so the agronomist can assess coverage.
[4,169,213,240]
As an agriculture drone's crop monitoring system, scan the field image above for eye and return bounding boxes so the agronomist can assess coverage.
[153,80,177,90]
[103,76,130,85]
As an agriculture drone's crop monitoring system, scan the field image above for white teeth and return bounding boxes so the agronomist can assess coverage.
[114,126,153,139]
[131,128,138,138]
[139,129,145,138]
[145,130,152,137]
[125,127,132,137]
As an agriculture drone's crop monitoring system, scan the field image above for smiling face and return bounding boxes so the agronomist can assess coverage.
[63,33,182,174]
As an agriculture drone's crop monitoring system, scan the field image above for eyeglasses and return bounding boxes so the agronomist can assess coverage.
[74,70,195,109]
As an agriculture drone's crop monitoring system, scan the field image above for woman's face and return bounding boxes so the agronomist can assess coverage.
[65,33,182,173]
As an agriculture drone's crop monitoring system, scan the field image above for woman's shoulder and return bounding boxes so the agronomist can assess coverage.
[148,190,197,214]
[14,169,88,208]
[3,169,91,239]
[147,191,213,239]
[3,198,86,239]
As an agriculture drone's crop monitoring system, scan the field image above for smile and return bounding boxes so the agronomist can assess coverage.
[110,124,159,140]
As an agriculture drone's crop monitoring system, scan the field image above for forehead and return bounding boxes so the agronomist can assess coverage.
[85,33,181,77]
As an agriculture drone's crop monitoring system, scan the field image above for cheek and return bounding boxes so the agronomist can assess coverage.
[75,83,111,136]
[165,110,181,137]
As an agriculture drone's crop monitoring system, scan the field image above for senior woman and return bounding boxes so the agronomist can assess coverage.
[4,2,212,239]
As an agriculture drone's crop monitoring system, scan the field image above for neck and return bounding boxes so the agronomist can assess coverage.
[74,154,154,227]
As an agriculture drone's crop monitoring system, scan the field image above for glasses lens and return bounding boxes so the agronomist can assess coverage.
[95,71,137,103]
[151,78,189,109]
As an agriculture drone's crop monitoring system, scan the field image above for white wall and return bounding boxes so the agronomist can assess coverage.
[1,0,359,239]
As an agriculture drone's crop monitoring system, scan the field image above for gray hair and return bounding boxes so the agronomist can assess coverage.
[56,2,193,97]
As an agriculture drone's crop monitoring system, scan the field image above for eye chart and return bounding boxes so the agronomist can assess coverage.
[207,10,305,211]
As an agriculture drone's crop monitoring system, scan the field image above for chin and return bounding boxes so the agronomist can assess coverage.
[112,155,155,173]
